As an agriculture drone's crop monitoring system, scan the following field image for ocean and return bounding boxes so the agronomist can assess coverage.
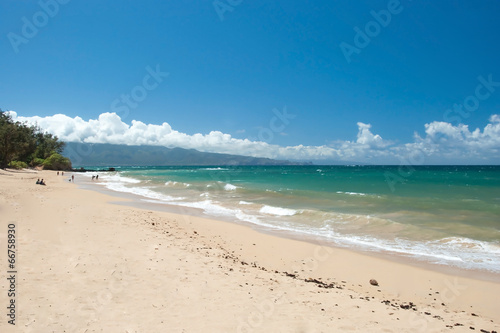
[82,165,500,273]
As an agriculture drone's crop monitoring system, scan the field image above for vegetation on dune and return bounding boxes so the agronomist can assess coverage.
[42,153,72,170]
[0,109,71,170]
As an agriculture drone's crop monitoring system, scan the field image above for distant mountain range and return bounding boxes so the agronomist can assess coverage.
[63,142,311,167]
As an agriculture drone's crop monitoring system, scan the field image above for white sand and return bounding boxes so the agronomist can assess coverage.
[1,169,499,332]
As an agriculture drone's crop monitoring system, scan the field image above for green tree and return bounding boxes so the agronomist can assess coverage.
[34,131,65,159]
[0,111,36,168]
[43,153,72,170]
[0,109,69,169]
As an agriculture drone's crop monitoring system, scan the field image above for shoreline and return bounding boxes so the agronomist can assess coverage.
[78,172,500,284]
[1,169,499,332]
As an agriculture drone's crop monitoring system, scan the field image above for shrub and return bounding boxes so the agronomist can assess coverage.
[43,153,72,170]
[8,160,28,169]
[30,157,45,167]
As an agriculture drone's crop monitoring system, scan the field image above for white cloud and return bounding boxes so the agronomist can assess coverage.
[6,111,500,164]
[356,122,389,148]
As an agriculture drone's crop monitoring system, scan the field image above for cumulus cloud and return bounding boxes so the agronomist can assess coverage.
[406,114,500,162]
[356,122,389,148]
[6,111,500,164]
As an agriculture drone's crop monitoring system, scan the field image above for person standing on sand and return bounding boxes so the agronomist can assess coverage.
[71,175,74,182]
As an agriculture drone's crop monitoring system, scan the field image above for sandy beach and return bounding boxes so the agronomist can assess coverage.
[1,169,499,332]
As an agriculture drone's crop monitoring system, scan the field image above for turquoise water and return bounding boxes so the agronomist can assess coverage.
[85,165,500,272]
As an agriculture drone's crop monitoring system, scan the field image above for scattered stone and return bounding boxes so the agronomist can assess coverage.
[399,302,417,310]
[369,279,379,286]
[304,278,335,289]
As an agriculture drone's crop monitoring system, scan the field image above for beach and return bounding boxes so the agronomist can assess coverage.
[1,169,499,332]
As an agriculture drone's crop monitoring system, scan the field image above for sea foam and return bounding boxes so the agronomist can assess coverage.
[260,205,297,216]
[224,183,238,191]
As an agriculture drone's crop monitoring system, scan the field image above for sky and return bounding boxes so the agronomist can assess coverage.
[1,0,500,164]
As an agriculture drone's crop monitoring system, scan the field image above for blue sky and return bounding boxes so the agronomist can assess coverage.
[1,0,500,164]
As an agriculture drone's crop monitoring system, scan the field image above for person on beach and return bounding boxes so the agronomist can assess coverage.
[72,175,74,182]
[39,179,46,185]
[36,179,40,184]
[96,175,99,180]
[92,175,95,181]
[57,171,59,176]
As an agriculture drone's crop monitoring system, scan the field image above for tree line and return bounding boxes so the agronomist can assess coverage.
[0,109,72,170]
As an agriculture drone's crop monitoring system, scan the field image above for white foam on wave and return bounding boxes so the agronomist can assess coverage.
[105,182,184,202]
[165,181,191,187]
[101,173,141,184]
[260,205,297,216]
[336,191,366,196]
[314,229,500,272]
[224,183,238,191]
[179,200,235,216]
[95,172,184,202]
[239,201,253,205]
[201,167,229,171]
[177,200,263,226]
